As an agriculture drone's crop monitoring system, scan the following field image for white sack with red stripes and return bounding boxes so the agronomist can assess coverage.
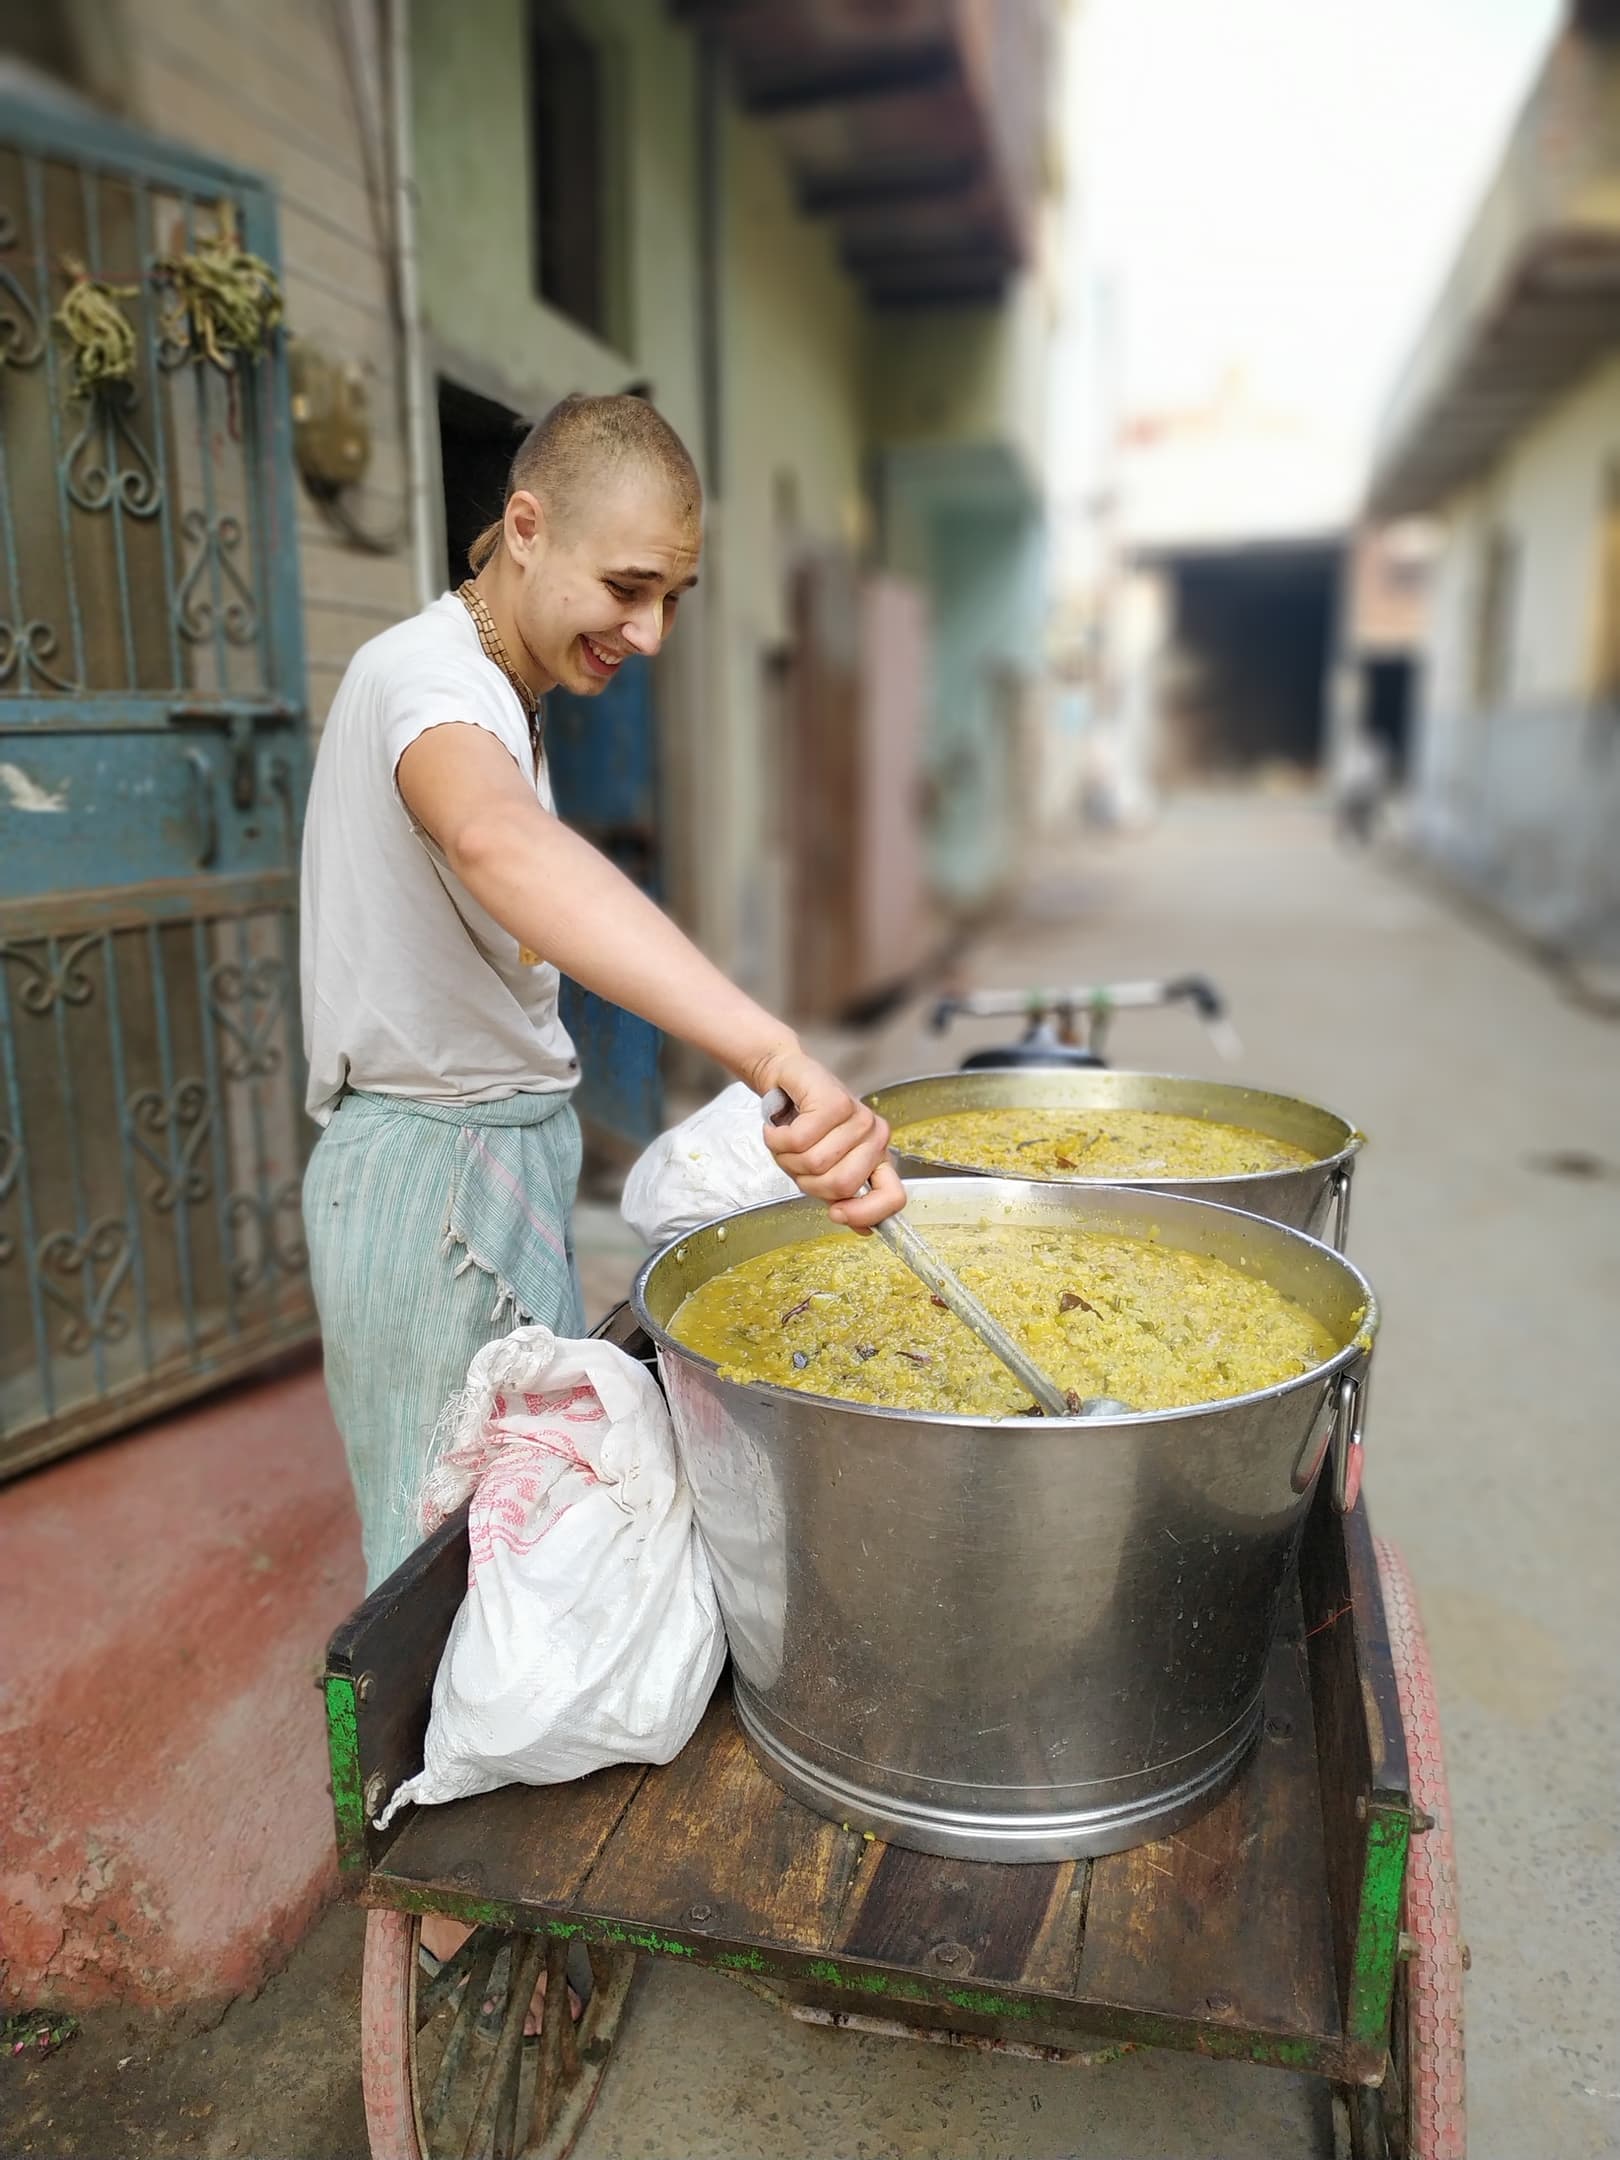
[373,1325,724,1824]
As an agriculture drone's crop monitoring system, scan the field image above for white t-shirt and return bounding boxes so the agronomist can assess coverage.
[300,593,580,1124]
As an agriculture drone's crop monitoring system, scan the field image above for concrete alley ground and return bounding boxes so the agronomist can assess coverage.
[9,795,1618,2160]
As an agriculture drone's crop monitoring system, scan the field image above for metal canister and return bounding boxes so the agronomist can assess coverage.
[634,1179,1376,1864]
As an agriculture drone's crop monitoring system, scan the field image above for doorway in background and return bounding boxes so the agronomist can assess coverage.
[1363,655,1414,782]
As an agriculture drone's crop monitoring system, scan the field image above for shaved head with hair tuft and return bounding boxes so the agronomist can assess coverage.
[469,393,701,571]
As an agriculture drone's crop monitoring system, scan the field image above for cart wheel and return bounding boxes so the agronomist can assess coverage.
[1377,1537,1466,2160]
[1339,1542,1466,2160]
[360,1909,638,2160]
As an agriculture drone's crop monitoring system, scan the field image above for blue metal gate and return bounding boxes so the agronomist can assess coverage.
[546,657,664,1156]
[0,99,310,1478]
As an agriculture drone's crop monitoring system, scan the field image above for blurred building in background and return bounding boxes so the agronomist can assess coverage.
[1365,1,1620,971]
[1055,367,1360,817]
[0,0,1066,1485]
[412,0,1066,1027]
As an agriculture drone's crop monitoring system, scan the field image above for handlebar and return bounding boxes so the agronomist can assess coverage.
[930,975,1241,1060]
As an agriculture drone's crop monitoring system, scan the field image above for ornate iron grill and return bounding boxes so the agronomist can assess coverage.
[0,99,312,1478]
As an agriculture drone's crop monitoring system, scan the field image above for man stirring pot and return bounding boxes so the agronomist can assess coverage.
[301,392,905,2016]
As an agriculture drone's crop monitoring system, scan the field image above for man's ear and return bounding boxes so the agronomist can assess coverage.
[504,489,546,564]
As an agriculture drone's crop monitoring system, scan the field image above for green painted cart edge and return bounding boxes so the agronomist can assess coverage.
[324,1673,368,1877]
[1347,1801,1410,2054]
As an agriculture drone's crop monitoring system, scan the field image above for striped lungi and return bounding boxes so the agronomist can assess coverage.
[303,1088,584,1588]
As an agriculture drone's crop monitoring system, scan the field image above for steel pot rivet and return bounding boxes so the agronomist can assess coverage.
[363,1771,388,1816]
[1205,1992,1234,2015]
[356,1672,374,1702]
[1264,1714,1293,1741]
[930,1941,971,1972]
[688,1903,716,1925]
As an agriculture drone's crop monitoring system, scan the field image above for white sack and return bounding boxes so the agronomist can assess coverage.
[374,1325,725,1824]
[620,1082,795,1247]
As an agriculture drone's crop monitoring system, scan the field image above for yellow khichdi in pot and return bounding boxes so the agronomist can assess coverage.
[887,1107,1318,1182]
[670,1224,1344,1417]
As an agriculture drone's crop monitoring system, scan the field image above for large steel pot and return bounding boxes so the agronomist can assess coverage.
[633,1179,1377,1864]
[867,1069,1363,1247]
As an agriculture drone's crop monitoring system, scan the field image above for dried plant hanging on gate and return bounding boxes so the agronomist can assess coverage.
[54,256,140,399]
[155,206,283,374]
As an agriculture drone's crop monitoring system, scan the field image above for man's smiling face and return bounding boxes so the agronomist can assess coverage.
[512,471,701,695]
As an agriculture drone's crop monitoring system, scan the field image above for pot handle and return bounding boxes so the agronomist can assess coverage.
[1291,1379,1336,1494]
[1330,1367,1366,1513]
[1327,1165,1354,1251]
[1291,1364,1368,1510]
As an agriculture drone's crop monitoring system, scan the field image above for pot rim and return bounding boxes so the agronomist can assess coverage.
[631,1179,1380,1430]
[867,1068,1366,1190]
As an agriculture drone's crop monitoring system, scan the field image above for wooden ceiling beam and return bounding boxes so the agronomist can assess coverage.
[739,44,957,115]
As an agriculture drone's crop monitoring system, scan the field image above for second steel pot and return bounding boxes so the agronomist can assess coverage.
[867,1068,1363,1247]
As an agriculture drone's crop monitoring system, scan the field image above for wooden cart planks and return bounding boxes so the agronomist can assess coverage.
[326,1471,1406,2090]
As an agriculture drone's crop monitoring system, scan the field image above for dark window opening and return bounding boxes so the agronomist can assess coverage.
[531,3,611,340]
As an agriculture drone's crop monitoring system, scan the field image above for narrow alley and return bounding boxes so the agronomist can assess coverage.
[13,794,1618,2160]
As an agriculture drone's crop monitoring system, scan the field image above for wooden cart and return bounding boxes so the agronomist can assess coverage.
[323,1309,1465,2160]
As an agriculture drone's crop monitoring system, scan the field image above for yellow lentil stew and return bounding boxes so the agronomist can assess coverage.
[669,1225,1344,1417]
[888,1106,1317,1182]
